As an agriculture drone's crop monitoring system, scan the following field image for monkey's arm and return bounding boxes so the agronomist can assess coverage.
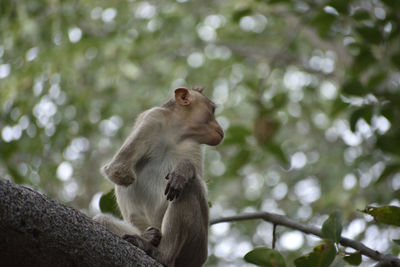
[103,109,162,186]
[164,159,196,201]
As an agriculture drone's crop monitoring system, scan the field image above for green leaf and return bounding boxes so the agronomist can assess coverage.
[343,252,362,266]
[356,26,383,44]
[353,48,376,75]
[328,0,349,14]
[266,142,288,164]
[7,165,25,185]
[99,189,121,217]
[387,20,400,41]
[391,52,400,70]
[381,0,400,9]
[223,125,251,145]
[330,98,348,117]
[244,248,286,267]
[321,211,343,243]
[310,12,336,37]
[352,10,370,21]
[361,206,400,226]
[267,0,291,4]
[294,241,336,267]
[349,106,373,132]
[375,163,400,184]
[367,71,387,90]
[377,133,400,156]
[232,8,252,22]
[342,80,366,96]
[228,148,251,175]
[272,93,288,110]
[394,239,400,245]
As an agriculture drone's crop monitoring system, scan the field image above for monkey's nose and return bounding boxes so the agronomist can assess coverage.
[216,129,224,139]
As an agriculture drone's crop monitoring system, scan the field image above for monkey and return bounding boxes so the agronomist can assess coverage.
[94,87,224,267]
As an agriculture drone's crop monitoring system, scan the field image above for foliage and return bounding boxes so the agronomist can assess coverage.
[343,253,362,266]
[294,241,336,267]
[244,247,286,267]
[243,210,369,267]
[321,211,343,243]
[99,188,121,217]
[1,0,400,265]
[361,206,400,227]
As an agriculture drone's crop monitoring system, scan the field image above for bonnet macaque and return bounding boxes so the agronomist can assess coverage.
[95,88,224,267]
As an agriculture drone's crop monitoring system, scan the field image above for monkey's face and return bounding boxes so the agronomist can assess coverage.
[184,93,224,146]
[204,103,224,146]
[197,107,224,146]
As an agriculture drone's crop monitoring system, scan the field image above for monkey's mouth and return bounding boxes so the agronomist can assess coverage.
[216,129,224,139]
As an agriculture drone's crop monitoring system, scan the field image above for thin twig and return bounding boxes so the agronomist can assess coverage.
[272,224,277,250]
[210,211,400,264]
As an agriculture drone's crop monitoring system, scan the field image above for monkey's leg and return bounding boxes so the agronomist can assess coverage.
[121,179,208,267]
[155,179,209,267]
[93,214,141,237]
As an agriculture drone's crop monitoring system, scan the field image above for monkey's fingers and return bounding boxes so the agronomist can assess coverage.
[164,183,171,196]
[171,189,178,200]
[166,188,176,201]
[167,189,175,201]
[171,188,182,201]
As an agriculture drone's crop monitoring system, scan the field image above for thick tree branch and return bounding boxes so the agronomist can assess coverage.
[210,212,400,266]
[0,178,162,267]
[2,177,398,266]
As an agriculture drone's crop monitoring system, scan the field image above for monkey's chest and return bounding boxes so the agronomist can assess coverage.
[116,140,202,230]
[116,155,174,229]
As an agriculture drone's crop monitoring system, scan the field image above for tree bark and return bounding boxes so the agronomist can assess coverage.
[0,178,162,267]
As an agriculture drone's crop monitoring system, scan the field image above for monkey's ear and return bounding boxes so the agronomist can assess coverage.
[174,88,191,106]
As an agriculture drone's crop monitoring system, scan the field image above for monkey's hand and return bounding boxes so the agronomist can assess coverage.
[102,162,136,186]
[164,160,195,201]
[164,173,189,201]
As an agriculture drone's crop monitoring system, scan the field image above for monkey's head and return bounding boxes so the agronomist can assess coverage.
[172,87,224,146]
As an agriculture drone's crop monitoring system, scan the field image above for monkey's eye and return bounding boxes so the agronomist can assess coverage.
[212,104,218,114]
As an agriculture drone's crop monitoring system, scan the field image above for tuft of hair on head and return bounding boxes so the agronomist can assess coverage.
[191,86,205,94]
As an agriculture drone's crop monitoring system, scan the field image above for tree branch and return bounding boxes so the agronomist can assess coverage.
[0,178,162,267]
[2,177,398,266]
[210,212,400,265]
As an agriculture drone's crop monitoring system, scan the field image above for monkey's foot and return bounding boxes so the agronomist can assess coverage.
[123,234,154,255]
[142,227,161,247]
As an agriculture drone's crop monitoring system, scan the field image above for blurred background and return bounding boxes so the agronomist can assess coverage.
[1,0,400,266]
